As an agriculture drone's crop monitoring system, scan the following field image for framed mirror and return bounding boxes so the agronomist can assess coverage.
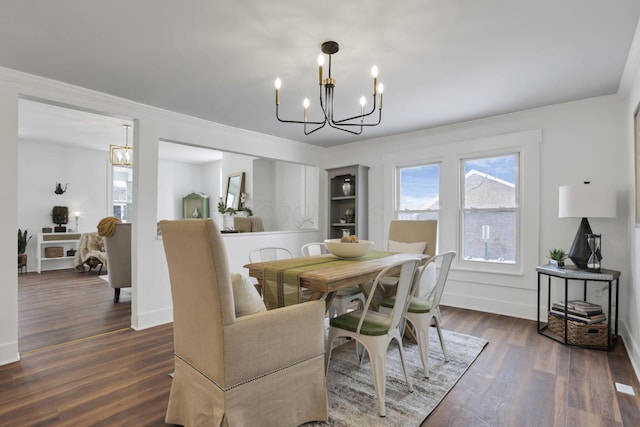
[225,172,245,211]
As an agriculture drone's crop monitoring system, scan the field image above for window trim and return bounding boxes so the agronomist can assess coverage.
[394,161,442,219]
[459,152,521,267]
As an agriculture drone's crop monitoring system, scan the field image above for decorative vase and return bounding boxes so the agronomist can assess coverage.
[342,179,352,196]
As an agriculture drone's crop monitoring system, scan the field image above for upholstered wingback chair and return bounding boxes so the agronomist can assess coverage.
[159,219,328,426]
[103,223,131,303]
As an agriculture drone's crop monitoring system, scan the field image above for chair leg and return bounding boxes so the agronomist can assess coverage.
[114,288,120,303]
[433,309,449,362]
[409,315,431,378]
[367,340,389,417]
[394,333,414,393]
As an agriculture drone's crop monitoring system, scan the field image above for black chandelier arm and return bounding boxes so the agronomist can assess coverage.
[304,121,327,135]
[327,120,364,135]
[330,109,382,128]
[331,95,379,125]
[275,105,325,126]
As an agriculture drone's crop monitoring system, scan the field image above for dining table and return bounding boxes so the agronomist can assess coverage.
[244,250,429,311]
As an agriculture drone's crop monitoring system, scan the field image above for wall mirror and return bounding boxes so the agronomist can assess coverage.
[157,141,319,232]
[225,172,245,211]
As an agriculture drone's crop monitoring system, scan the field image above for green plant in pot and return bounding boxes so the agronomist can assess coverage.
[547,248,567,268]
[18,228,32,271]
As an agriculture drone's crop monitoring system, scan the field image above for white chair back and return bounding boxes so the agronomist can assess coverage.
[358,258,420,334]
[415,251,456,307]
[301,242,329,257]
[249,247,293,263]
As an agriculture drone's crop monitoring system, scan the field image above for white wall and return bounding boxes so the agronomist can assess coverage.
[622,20,640,381]
[18,140,110,272]
[0,67,325,365]
[157,158,210,221]
[0,64,636,378]
[328,95,628,323]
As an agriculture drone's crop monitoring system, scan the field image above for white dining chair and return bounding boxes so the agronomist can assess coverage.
[249,247,293,263]
[380,251,456,378]
[326,257,421,417]
[301,242,366,317]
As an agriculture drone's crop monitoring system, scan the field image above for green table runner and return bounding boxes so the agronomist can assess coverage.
[263,250,394,309]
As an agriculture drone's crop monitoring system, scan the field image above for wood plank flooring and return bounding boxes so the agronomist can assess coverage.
[18,269,131,352]
[3,271,639,426]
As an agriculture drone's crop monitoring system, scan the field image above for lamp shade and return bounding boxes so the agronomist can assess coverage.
[558,184,616,218]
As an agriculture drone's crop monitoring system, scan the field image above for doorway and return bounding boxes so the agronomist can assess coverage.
[17,97,134,353]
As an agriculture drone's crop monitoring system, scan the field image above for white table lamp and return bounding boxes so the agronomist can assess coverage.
[558,182,616,269]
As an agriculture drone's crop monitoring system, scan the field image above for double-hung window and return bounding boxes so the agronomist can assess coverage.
[395,163,440,220]
[460,153,519,264]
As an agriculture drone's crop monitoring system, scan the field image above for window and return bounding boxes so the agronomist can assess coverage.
[461,153,519,264]
[112,166,132,222]
[395,163,440,220]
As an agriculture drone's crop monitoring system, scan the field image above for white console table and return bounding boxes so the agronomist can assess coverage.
[36,232,81,273]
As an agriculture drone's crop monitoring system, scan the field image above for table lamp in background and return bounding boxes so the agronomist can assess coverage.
[558,182,616,270]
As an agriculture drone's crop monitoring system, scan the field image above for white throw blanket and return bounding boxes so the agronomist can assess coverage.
[74,232,107,270]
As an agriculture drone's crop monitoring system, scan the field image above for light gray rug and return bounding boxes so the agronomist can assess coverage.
[306,328,488,427]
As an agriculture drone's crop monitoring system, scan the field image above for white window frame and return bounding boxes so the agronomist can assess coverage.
[394,161,442,221]
[459,151,520,267]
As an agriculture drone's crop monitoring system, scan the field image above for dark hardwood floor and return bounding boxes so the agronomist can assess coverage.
[3,271,639,426]
[18,269,131,352]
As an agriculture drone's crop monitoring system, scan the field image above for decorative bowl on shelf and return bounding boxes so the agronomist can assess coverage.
[324,238,374,259]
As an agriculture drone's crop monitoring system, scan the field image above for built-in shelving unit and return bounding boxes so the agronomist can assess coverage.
[326,164,369,240]
[36,232,81,273]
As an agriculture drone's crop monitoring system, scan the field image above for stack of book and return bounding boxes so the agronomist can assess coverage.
[550,300,607,324]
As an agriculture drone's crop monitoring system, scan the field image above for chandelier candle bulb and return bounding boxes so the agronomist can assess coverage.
[274,78,281,105]
[317,54,324,84]
[303,98,310,121]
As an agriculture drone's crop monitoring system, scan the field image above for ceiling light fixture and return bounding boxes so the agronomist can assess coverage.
[110,124,132,167]
[274,41,384,135]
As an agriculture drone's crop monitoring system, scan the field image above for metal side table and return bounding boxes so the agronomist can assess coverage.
[536,264,620,350]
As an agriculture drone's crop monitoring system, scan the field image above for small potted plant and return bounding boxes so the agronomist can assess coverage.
[547,248,567,268]
[18,228,32,272]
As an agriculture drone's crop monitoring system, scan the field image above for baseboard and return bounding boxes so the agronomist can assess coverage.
[443,292,537,321]
[131,306,173,331]
[620,320,640,383]
[0,341,19,367]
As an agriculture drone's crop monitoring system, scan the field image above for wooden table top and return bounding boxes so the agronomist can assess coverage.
[244,251,428,293]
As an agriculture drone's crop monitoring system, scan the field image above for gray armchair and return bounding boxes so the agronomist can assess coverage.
[159,219,328,426]
[103,223,131,303]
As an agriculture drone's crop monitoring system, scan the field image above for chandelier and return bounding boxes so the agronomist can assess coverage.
[110,124,132,167]
[274,41,384,135]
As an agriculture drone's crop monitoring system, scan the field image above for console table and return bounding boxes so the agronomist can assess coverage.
[537,265,619,350]
[36,232,81,273]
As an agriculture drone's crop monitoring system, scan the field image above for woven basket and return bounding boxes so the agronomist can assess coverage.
[44,246,64,258]
[547,314,608,347]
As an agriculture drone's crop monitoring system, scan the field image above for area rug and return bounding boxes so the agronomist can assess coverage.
[306,328,488,426]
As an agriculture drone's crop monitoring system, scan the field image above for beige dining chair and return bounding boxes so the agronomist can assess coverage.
[326,257,421,417]
[103,223,131,303]
[380,251,456,378]
[301,242,366,317]
[378,220,438,300]
[160,219,328,426]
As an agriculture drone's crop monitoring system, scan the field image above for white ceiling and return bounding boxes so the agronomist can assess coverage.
[4,1,640,149]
